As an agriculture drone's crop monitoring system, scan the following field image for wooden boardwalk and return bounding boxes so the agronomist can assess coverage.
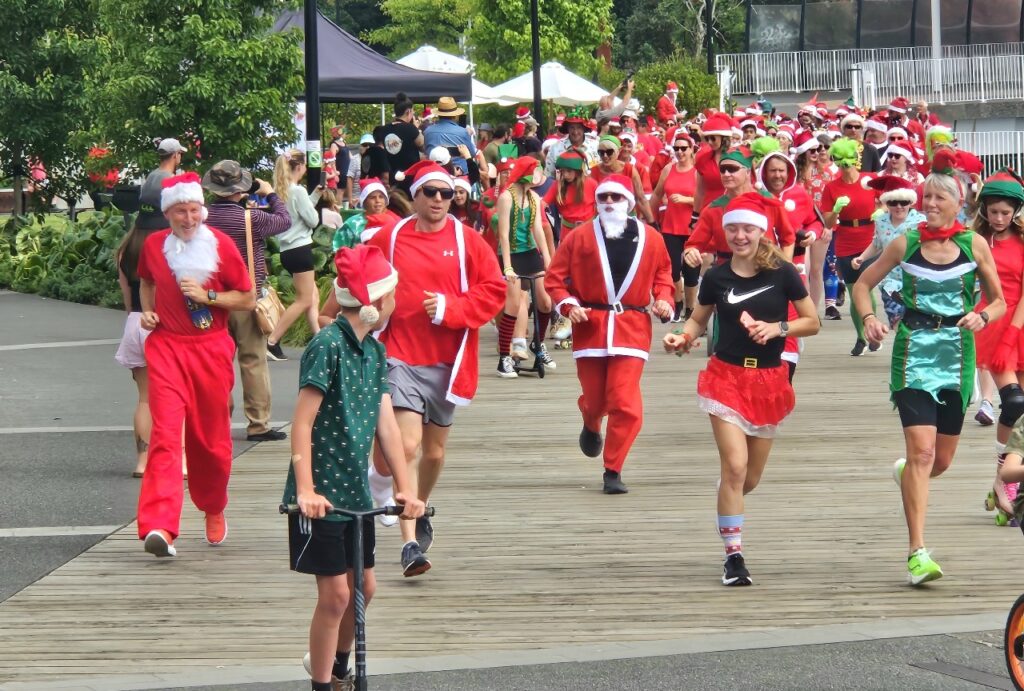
[1,320,1022,684]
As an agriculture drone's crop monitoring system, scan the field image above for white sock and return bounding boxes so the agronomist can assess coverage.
[512,337,528,350]
[367,464,393,507]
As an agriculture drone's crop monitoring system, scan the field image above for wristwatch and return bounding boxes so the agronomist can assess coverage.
[207,289,218,304]
[980,311,990,324]
[779,320,789,337]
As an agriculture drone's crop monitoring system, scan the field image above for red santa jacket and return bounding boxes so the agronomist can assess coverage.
[656,95,678,125]
[544,219,673,361]
[686,189,795,259]
[778,185,821,265]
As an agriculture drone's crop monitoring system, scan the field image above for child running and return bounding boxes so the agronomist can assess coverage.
[285,245,425,691]
[663,193,819,586]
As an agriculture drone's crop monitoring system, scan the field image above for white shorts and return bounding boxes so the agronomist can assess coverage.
[114,312,150,369]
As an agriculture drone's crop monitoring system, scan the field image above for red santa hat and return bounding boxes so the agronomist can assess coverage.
[595,174,636,211]
[607,117,622,129]
[666,81,678,92]
[515,107,531,121]
[453,176,472,194]
[883,143,916,163]
[722,192,781,231]
[334,245,399,324]
[868,175,918,204]
[816,104,829,120]
[888,97,909,114]
[835,105,850,118]
[840,112,864,130]
[395,160,453,196]
[160,172,205,212]
[865,117,887,134]
[777,123,796,141]
[887,126,909,140]
[794,130,823,156]
[554,113,566,126]
[358,178,388,207]
[701,113,734,138]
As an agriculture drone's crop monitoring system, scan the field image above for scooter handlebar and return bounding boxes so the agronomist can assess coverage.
[278,503,436,518]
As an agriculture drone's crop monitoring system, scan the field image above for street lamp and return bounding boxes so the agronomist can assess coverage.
[530,0,543,133]
[304,0,322,194]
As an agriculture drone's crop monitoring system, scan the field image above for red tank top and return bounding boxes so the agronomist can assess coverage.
[660,165,697,236]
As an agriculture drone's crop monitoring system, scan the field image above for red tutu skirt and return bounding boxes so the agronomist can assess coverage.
[697,356,795,437]
[975,312,1024,372]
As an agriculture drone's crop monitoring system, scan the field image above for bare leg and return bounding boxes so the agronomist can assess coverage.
[418,423,451,502]
[131,367,151,476]
[269,269,317,345]
[712,416,749,516]
[310,574,349,684]
[901,425,948,553]
[808,235,828,311]
[394,410,424,545]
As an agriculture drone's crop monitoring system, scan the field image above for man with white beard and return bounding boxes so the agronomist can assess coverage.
[545,174,674,494]
[136,172,255,558]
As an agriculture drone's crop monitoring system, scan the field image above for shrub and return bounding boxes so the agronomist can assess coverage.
[631,56,719,122]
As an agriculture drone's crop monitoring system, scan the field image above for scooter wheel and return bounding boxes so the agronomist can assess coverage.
[986,490,997,512]
[998,511,1011,527]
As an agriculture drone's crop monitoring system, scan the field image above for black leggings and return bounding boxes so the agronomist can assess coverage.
[893,388,966,436]
[663,234,700,287]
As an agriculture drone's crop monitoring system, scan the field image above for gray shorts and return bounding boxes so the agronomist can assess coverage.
[387,358,457,427]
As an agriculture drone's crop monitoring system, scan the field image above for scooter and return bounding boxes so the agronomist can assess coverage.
[512,274,546,379]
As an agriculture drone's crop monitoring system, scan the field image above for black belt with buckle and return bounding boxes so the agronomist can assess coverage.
[714,352,780,369]
[902,308,965,330]
[581,301,648,314]
[837,218,873,228]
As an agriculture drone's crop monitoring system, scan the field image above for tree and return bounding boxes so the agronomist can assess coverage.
[0,0,98,215]
[612,0,745,70]
[85,0,304,176]
[469,0,614,84]
[368,0,474,57]
[316,0,388,52]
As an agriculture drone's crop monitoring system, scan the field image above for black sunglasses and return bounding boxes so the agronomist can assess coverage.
[673,145,691,151]
[719,165,743,174]
[886,200,911,207]
[597,192,626,203]
[844,124,863,130]
[889,153,904,160]
[419,186,455,200]
[598,149,616,157]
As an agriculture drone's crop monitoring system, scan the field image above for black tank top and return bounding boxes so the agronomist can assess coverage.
[119,250,142,313]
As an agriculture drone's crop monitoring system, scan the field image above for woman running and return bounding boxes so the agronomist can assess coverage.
[849,176,926,328]
[795,131,837,316]
[650,131,698,322]
[852,170,1005,585]
[664,193,819,586]
[590,135,654,223]
[970,171,1024,525]
[693,113,734,210]
[821,138,880,356]
[495,156,554,377]
[267,149,323,359]
[542,151,597,235]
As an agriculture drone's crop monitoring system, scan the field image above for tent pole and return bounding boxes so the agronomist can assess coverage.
[469,102,475,129]
[303,0,321,196]
[381,103,386,126]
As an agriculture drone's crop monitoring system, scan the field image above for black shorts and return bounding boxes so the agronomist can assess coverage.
[893,388,966,436]
[288,513,375,576]
[502,250,545,277]
[662,234,700,287]
[280,244,315,274]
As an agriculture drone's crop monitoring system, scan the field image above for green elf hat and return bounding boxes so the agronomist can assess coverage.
[555,151,586,171]
[720,145,754,169]
[979,169,1024,204]
[599,134,621,150]
[497,142,519,160]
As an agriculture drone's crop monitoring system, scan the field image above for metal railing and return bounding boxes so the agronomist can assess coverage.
[718,65,732,111]
[854,55,1024,108]
[951,130,1024,175]
[717,42,1024,95]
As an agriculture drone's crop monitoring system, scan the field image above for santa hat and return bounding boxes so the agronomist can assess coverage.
[507,156,540,186]
[671,130,695,147]
[453,176,472,195]
[554,113,566,126]
[745,104,761,116]
[515,107,531,121]
[395,161,453,196]
[595,174,636,211]
[794,131,822,156]
[864,118,887,134]
[358,178,388,207]
[883,144,915,163]
[888,97,909,114]
[798,102,821,119]
[495,157,515,174]
[619,130,638,145]
[777,123,796,141]
[840,112,864,129]
[666,81,678,92]
[722,192,781,231]
[835,105,850,118]
[740,118,758,130]
[333,245,399,325]
[887,127,909,140]
[701,113,733,137]
[607,117,622,129]
[160,172,205,212]
[868,175,918,204]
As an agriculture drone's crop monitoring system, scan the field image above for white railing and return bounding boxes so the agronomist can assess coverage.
[854,55,1024,108]
[718,65,732,111]
[952,131,1024,175]
[717,42,1024,95]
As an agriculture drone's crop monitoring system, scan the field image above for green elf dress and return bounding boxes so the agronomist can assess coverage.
[890,223,977,413]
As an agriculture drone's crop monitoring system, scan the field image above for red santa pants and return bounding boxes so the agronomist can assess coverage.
[576,355,646,473]
[138,329,236,539]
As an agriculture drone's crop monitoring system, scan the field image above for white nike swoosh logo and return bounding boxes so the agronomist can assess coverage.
[726,286,773,304]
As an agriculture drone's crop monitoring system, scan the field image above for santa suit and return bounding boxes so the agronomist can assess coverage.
[136,226,250,540]
[544,218,674,472]
[657,94,678,126]
[368,215,505,404]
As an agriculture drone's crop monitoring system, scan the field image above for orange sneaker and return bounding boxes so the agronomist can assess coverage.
[143,529,176,558]
[205,512,228,545]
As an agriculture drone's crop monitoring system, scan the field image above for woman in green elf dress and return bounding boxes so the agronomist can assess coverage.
[853,168,1005,586]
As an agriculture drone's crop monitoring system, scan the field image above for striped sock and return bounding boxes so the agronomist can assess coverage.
[718,514,743,557]
[497,312,517,355]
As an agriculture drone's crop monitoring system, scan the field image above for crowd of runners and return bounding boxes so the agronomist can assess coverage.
[112,84,1024,689]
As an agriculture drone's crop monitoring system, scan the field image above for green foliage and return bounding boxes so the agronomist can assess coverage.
[321,104,383,145]
[368,0,473,57]
[84,0,305,176]
[470,0,614,84]
[630,57,719,119]
[316,0,388,51]
[612,0,745,68]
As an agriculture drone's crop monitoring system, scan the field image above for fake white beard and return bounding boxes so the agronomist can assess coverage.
[163,224,219,285]
[598,201,630,239]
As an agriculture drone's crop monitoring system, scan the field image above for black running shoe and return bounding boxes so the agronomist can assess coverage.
[722,553,752,586]
[850,339,867,356]
[401,542,431,577]
[267,341,287,361]
[579,426,603,458]
[415,515,433,552]
[246,429,287,442]
[824,305,842,320]
[602,470,628,494]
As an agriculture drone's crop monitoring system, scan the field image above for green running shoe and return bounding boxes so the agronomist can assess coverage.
[893,458,906,488]
[907,548,943,586]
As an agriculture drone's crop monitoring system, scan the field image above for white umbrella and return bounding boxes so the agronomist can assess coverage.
[490,61,608,106]
[396,45,516,107]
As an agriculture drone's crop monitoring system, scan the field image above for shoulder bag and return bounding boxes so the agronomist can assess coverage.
[244,209,285,335]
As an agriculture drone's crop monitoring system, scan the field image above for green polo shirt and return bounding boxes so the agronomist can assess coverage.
[282,315,389,522]
[1007,417,1024,460]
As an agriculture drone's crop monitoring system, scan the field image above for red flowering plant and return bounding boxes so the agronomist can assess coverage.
[83,146,121,189]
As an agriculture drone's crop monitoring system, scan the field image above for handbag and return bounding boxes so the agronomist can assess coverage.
[244,209,286,335]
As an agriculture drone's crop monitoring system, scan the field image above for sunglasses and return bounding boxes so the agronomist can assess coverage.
[598,149,616,157]
[889,153,904,160]
[719,165,743,174]
[843,124,863,130]
[889,137,906,142]
[597,192,626,203]
[673,145,691,151]
[419,186,455,200]
[886,200,911,207]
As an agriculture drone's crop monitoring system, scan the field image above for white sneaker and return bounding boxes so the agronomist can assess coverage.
[497,355,518,378]
[378,497,399,527]
[552,316,571,341]
[893,458,906,488]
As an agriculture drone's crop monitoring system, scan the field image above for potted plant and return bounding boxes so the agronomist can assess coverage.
[84,146,121,211]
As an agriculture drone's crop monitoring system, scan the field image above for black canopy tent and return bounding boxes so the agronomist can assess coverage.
[273,10,472,103]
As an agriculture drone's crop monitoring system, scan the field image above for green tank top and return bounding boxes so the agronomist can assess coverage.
[508,190,537,253]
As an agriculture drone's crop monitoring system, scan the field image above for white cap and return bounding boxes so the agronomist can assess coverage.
[429,146,451,165]
[157,138,187,155]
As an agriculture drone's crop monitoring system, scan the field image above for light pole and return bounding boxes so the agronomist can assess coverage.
[304,0,322,194]
[530,0,543,134]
